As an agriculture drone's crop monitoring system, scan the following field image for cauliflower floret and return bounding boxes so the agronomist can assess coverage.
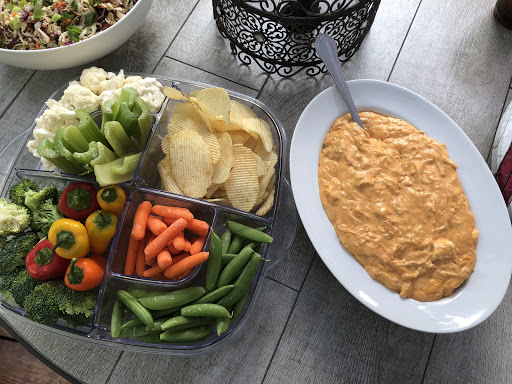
[60,83,100,112]
[98,89,123,106]
[123,76,165,112]
[100,69,125,92]
[80,67,109,95]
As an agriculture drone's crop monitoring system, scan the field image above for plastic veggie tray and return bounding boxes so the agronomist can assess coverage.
[0,75,297,355]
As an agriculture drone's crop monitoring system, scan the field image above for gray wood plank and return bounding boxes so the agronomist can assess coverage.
[108,279,297,384]
[260,0,422,290]
[422,285,512,384]
[1,310,122,384]
[264,257,434,384]
[153,57,259,96]
[0,67,33,118]
[388,0,512,157]
[164,0,269,89]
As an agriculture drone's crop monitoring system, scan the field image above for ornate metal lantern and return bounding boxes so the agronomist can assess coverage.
[213,0,381,77]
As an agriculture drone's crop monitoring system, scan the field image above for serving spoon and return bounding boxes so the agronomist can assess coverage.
[314,33,365,129]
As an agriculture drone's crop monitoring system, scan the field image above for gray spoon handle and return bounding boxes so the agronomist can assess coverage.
[315,33,364,129]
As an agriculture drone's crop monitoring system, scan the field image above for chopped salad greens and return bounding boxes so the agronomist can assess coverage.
[0,0,137,50]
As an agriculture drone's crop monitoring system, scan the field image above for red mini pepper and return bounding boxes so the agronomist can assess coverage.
[25,240,71,280]
[58,182,100,220]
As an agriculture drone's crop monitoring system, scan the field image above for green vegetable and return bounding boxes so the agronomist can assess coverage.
[216,317,230,336]
[117,290,153,328]
[75,110,110,148]
[227,234,244,254]
[103,121,135,157]
[10,269,40,307]
[89,142,118,166]
[231,289,250,322]
[192,285,234,304]
[133,97,152,151]
[62,125,89,153]
[116,102,139,137]
[23,282,61,324]
[0,198,30,237]
[0,232,38,275]
[160,325,212,342]
[221,253,266,265]
[9,179,39,207]
[143,332,164,343]
[66,26,82,42]
[220,229,232,254]
[30,199,63,234]
[9,15,21,30]
[101,99,116,133]
[0,267,24,301]
[73,141,99,166]
[120,317,143,331]
[137,286,205,311]
[217,253,261,308]
[113,87,138,118]
[226,221,274,243]
[53,126,88,174]
[205,232,222,291]
[51,13,62,23]
[37,137,82,174]
[24,184,59,212]
[92,152,141,186]
[33,0,42,20]
[160,315,213,332]
[71,0,78,11]
[84,11,96,27]
[111,299,125,338]
[180,303,232,318]
[216,244,254,287]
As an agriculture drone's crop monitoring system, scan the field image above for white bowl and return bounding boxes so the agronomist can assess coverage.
[0,0,153,70]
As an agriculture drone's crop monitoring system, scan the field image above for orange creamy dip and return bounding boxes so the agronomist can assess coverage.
[318,112,478,302]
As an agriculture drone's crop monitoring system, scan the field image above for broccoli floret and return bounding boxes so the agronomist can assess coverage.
[0,267,24,300]
[0,232,39,275]
[10,269,40,307]
[24,185,59,212]
[0,198,30,237]
[24,281,97,326]
[24,281,61,324]
[30,199,63,234]
[9,179,39,206]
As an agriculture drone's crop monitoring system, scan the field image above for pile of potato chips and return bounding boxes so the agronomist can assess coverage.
[158,86,278,216]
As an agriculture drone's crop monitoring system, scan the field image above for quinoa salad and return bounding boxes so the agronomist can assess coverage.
[0,0,137,50]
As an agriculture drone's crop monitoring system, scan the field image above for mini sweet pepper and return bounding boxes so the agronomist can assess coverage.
[85,210,118,255]
[48,218,90,259]
[25,239,71,280]
[96,185,126,218]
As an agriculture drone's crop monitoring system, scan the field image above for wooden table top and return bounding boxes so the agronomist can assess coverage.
[1,0,511,383]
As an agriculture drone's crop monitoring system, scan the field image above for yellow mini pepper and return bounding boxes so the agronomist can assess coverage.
[48,218,90,259]
[85,210,118,255]
[97,185,126,218]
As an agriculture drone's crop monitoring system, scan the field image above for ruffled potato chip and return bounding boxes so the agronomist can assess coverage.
[169,130,213,198]
[256,187,275,216]
[224,144,259,212]
[230,99,257,123]
[196,87,231,127]
[229,130,250,145]
[157,157,183,195]
[212,132,234,184]
[164,86,188,100]
[254,153,266,176]
[242,118,274,152]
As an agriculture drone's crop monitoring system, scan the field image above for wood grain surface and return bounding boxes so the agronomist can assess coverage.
[1,0,512,383]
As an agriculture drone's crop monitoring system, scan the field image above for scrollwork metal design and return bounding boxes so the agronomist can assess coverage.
[213,0,381,78]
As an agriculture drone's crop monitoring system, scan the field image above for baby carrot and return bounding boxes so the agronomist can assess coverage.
[167,241,181,255]
[131,201,152,240]
[184,238,192,253]
[124,237,140,276]
[145,218,188,261]
[157,249,173,270]
[171,253,190,264]
[147,215,167,236]
[190,237,205,255]
[135,236,146,277]
[163,217,176,226]
[164,252,209,279]
[151,205,193,221]
[173,230,186,251]
[186,219,209,237]
[143,263,164,278]
[175,269,193,280]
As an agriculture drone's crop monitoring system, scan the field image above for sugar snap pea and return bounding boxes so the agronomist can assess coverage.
[227,221,273,243]
[193,284,234,304]
[227,234,244,254]
[132,324,153,337]
[110,299,125,338]
[232,289,250,321]
[206,232,222,291]
[143,332,164,343]
[216,317,230,336]
[147,318,169,332]
[150,307,182,319]
[181,303,232,318]
[216,244,254,288]
[160,325,213,342]
[120,317,143,330]
[220,228,232,254]
[161,315,214,331]
[217,253,261,308]
[128,288,164,298]
[221,253,267,265]
[138,286,205,310]
[117,290,154,328]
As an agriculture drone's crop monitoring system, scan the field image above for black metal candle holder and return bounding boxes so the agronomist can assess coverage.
[213,0,381,77]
